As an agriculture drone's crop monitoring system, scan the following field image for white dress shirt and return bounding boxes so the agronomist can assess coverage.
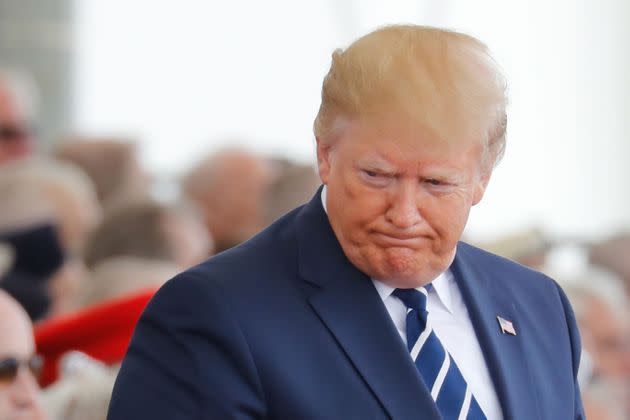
[321,187,503,419]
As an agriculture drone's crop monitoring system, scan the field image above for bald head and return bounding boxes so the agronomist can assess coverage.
[0,290,45,420]
[183,148,276,250]
[0,290,34,357]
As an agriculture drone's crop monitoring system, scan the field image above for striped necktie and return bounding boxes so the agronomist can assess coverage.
[393,287,487,420]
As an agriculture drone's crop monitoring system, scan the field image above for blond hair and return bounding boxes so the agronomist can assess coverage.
[314,25,507,172]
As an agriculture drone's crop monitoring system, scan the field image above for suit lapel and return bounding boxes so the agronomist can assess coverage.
[295,190,441,420]
[451,244,540,420]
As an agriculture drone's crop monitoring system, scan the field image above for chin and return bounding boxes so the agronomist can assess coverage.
[370,264,429,288]
[378,250,447,286]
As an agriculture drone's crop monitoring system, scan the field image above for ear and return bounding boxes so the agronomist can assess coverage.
[316,137,333,185]
[472,171,491,206]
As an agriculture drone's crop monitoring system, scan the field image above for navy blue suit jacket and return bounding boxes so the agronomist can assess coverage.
[108,189,584,419]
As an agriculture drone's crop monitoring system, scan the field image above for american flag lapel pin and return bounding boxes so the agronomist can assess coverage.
[497,316,516,336]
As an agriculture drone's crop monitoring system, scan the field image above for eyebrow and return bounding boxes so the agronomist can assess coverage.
[423,169,464,184]
[355,156,397,172]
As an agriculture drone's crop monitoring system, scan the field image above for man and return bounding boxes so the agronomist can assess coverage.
[108,25,584,419]
[560,268,630,418]
[0,69,38,165]
[0,290,46,419]
[590,234,630,299]
[0,158,103,319]
[182,147,277,252]
[55,138,152,211]
[263,160,320,225]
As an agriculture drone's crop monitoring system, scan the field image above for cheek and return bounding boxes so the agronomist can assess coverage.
[430,193,472,226]
[329,180,384,231]
[342,198,387,239]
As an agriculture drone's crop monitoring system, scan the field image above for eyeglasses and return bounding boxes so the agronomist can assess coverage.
[0,355,43,383]
[0,125,32,142]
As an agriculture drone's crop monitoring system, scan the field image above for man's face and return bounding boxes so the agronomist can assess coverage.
[0,87,34,165]
[582,298,630,381]
[0,303,45,420]
[317,114,489,288]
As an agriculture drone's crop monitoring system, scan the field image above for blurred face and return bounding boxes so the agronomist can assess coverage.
[55,187,102,256]
[0,88,34,165]
[48,259,88,317]
[0,299,46,420]
[317,114,489,288]
[162,212,213,268]
[207,155,276,247]
[582,298,630,381]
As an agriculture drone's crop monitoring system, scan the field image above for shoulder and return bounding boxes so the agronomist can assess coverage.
[456,241,576,321]
[457,241,558,291]
[194,205,302,286]
[457,240,579,333]
[144,204,306,318]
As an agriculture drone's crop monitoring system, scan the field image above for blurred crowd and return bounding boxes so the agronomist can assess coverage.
[0,67,628,419]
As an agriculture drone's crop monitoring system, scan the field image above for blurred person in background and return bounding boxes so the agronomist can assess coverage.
[589,233,630,299]
[560,268,630,419]
[0,289,46,419]
[0,69,39,165]
[0,158,102,257]
[263,160,320,225]
[0,180,60,321]
[182,147,276,252]
[42,352,118,420]
[0,158,99,319]
[77,200,211,309]
[581,381,626,420]
[0,225,62,322]
[0,158,101,316]
[0,242,14,278]
[474,228,550,270]
[55,138,152,211]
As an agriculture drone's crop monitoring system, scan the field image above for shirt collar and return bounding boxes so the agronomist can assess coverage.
[321,186,456,314]
[372,272,456,315]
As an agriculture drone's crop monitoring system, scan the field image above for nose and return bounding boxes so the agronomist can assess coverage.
[385,183,422,229]
[9,366,41,410]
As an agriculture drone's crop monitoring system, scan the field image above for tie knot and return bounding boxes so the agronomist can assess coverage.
[392,287,429,312]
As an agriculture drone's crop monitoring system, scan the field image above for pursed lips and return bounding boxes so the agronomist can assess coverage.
[371,231,429,247]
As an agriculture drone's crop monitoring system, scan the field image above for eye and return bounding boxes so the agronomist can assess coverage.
[360,169,392,186]
[425,178,442,186]
[422,177,456,194]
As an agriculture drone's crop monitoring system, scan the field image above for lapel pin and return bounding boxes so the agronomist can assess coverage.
[497,316,516,336]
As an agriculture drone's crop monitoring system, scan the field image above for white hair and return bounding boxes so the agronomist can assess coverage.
[42,352,118,420]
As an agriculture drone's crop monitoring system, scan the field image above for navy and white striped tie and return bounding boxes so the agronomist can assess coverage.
[393,287,487,420]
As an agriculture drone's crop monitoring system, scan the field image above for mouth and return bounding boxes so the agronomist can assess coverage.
[371,232,429,247]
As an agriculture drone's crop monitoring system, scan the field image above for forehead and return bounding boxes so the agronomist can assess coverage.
[336,115,484,174]
[0,305,34,358]
[0,88,23,123]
